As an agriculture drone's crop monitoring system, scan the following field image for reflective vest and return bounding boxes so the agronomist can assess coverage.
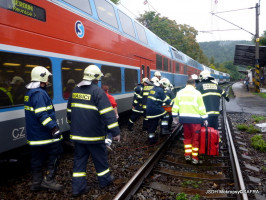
[172,85,207,124]
[146,86,171,119]
[67,83,120,144]
[196,80,228,116]
[24,87,60,146]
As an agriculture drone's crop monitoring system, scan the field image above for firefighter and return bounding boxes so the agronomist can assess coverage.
[67,65,120,197]
[24,66,63,191]
[191,74,200,87]
[172,77,208,164]
[146,77,171,144]
[141,78,154,131]
[160,78,174,135]
[154,71,162,80]
[127,77,150,131]
[196,70,229,130]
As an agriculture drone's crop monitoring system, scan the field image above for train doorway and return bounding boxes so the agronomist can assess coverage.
[139,58,151,81]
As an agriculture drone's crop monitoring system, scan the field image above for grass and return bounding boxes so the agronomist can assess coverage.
[237,124,260,133]
[253,92,266,98]
[251,135,266,152]
[252,115,266,123]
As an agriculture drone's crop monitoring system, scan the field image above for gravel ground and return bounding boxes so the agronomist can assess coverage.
[228,112,266,199]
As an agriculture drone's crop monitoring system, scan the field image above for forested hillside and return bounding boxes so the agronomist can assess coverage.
[199,40,253,63]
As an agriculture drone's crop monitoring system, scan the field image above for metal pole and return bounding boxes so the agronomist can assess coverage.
[255,3,260,93]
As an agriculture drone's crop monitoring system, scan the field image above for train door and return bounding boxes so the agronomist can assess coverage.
[140,58,151,80]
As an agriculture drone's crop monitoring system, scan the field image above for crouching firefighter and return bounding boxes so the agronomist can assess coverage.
[24,66,63,191]
[67,65,121,197]
[146,77,171,144]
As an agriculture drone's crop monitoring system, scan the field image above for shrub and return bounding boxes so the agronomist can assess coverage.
[176,192,187,200]
[236,124,248,131]
[251,135,266,152]
[251,115,266,123]
[247,125,261,134]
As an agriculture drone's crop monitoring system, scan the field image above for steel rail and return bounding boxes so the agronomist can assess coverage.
[113,124,182,200]
[223,96,248,200]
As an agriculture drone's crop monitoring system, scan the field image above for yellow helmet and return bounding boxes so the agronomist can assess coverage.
[31,66,52,82]
[83,65,103,81]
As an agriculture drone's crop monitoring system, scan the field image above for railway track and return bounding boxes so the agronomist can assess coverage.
[113,98,248,200]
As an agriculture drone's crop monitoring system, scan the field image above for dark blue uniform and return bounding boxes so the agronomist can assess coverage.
[146,86,171,143]
[24,87,62,175]
[161,89,175,133]
[67,82,120,194]
[127,84,144,130]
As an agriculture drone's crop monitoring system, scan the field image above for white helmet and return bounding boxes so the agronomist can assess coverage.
[31,66,52,82]
[199,70,211,80]
[154,71,161,78]
[170,84,174,90]
[142,77,149,84]
[151,76,160,86]
[83,65,103,81]
[191,74,198,80]
[159,78,170,88]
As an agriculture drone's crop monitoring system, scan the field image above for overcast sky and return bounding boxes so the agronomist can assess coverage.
[118,0,265,42]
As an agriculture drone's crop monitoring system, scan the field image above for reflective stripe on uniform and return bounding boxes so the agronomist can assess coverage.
[108,122,119,129]
[192,152,198,156]
[42,117,52,125]
[132,109,144,113]
[184,144,192,148]
[70,135,105,141]
[207,111,220,115]
[97,168,110,176]
[71,103,98,111]
[73,172,86,177]
[192,147,199,151]
[147,111,167,119]
[27,137,62,145]
[202,92,221,97]
[35,105,53,113]
[99,106,113,115]
[67,108,71,112]
[185,149,192,153]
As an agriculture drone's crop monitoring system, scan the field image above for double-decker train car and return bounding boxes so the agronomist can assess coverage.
[0,0,229,154]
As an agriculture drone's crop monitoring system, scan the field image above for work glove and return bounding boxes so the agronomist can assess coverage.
[116,114,119,119]
[173,117,179,125]
[203,120,208,127]
[51,127,61,138]
[105,138,112,146]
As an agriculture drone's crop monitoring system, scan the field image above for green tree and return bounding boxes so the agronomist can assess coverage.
[259,30,266,46]
[137,11,206,63]
[110,0,120,4]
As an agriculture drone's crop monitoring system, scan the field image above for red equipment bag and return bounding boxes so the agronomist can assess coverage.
[199,126,219,156]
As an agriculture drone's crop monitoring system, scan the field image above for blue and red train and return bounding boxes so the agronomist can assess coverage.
[0,0,230,154]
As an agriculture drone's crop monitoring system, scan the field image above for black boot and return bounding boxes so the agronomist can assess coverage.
[30,172,43,191]
[41,170,63,191]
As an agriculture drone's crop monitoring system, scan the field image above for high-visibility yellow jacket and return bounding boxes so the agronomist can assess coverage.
[172,85,208,124]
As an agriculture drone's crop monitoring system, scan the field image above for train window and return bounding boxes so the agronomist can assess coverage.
[62,0,92,15]
[169,60,172,72]
[163,57,168,71]
[184,65,187,75]
[141,65,145,78]
[61,60,91,100]
[0,52,52,108]
[101,65,121,94]
[134,22,148,44]
[156,54,162,70]
[175,62,180,73]
[118,10,135,38]
[125,68,138,92]
[95,0,118,29]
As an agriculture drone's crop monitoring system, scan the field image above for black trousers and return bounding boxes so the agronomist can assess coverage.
[30,141,63,174]
[208,115,219,130]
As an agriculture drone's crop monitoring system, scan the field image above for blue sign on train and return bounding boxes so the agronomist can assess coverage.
[75,21,85,38]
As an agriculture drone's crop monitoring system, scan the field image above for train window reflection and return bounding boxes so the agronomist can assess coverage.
[184,65,187,75]
[0,52,52,108]
[95,0,118,29]
[175,63,180,73]
[118,10,136,38]
[125,68,138,92]
[62,0,92,15]
[61,60,91,100]
[135,22,148,44]
[101,65,121,94]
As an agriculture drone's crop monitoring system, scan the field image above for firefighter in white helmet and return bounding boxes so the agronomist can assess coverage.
[154,71,161,80]
[196,70,229,130]
[128,77,150,131]
[67,64,120,197]
[24,66,63,191]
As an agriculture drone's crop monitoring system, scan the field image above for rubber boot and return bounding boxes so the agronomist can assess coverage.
[41,170,63,191]
[30,172,43,191]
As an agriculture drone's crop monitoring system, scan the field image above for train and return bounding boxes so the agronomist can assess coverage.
[0,0,230,154]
